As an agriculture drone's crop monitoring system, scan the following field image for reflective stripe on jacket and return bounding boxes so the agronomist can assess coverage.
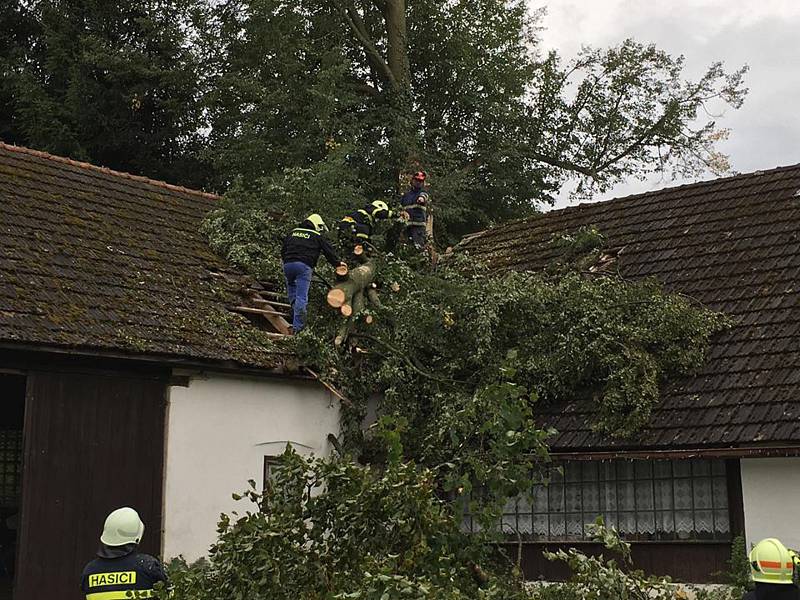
[400,188,428,226]
[81,550,166,600]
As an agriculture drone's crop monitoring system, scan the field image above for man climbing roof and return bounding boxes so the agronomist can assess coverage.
[281,213,344,333]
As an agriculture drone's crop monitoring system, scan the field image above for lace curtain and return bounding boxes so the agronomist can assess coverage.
[492,459,730,541]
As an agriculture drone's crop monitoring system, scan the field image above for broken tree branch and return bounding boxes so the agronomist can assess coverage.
[329,0,398,88]
[349,333,468,387]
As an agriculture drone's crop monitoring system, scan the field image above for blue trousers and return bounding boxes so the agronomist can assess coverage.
[283,261,313,331]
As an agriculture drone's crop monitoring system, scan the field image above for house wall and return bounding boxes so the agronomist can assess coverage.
[162,373,340,562]
[741,457,800,549]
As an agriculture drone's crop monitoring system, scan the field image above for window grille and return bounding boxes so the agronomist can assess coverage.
[464,459,731,542]
[0,430,23,508]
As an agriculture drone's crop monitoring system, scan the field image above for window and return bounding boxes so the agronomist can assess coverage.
[464,459,731,542]
[263,456,283,491]
[0,430,22,509]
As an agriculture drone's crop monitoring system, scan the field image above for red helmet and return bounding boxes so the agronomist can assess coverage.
[412,171,427,182]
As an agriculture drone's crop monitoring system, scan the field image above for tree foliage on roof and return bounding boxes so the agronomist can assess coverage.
[193,7,735,587]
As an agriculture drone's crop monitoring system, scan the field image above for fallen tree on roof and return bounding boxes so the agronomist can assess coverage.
[326,250,379,346]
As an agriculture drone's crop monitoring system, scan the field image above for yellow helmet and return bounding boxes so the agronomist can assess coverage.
[369,200,391,219]
[306,213,328,233]
[100,507,145,547]
[749,538,795,584]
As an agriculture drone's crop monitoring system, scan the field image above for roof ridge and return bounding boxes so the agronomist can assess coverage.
[467,162,800,242]
[0,141,220,201]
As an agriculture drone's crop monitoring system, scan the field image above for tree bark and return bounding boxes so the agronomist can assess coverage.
[328,261,380,347]
[378,0,410,89]
[327,261,377,309]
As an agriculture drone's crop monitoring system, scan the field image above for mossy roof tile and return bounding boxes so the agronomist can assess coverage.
[0,143,286,370]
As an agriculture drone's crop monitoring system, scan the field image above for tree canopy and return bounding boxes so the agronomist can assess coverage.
[2,0,747,241]
[1,0,208,187]
[2,2,745,595]
[195,0,746,242]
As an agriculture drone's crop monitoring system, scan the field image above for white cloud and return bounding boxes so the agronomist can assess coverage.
[529,1,800,208]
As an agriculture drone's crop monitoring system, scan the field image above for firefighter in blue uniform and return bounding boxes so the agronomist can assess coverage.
[281,213,344,332]
[400,171,429,250]
[337,200,392,252]
[743,538,800,600]
[81,507,166,599]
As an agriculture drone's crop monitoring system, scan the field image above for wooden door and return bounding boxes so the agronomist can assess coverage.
[15,368,167,600]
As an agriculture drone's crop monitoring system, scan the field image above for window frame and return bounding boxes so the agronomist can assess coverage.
[262,455,282,492]
[465,458,737,543]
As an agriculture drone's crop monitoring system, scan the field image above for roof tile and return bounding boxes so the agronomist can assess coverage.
[461,163,800,450]
[0,143,286,369]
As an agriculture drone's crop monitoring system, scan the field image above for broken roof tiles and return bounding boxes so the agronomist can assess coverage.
[0,142,290,370]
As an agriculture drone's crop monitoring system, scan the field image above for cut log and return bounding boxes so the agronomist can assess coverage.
[335,290,366,346]
[365,314,374,325]
[326,260,376,309]
[335,264,349,279]
[327,288,347,308]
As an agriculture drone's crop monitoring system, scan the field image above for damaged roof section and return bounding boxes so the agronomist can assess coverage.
[460,164,800,451]
[0,142,292,370]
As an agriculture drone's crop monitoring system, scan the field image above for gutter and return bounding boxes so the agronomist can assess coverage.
[549,445,800,460]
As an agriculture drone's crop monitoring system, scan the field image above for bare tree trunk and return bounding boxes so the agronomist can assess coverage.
[379,0,410,89]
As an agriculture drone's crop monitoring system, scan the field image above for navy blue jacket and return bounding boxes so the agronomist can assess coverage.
[401,188,428,226]
[281,223,341,269]
[339,208,374,241]
[81,545,166,598]
[743,584,800,600]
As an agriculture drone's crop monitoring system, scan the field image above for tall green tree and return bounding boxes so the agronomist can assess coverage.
[199,1,747,242]
[3,0,208,187]
[0,0,39,144]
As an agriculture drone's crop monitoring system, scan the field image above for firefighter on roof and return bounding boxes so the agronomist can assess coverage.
[400,171,429,250]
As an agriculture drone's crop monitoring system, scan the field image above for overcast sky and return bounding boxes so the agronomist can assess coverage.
[530,0,800,208]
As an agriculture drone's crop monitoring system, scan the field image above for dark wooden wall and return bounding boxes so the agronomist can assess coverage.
[15,368,167,600]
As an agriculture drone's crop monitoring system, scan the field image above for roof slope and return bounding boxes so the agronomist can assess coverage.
[461,165,800,451]
[0,143,289,369]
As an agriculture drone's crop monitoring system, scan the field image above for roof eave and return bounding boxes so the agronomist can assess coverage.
[0,340,307,381]
[548,444,800,460]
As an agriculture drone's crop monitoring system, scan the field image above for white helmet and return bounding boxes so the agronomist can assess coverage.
[100,507,145,547]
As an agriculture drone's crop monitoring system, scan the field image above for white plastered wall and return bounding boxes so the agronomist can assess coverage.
[740,457,800,550]
[162,373,340,562]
